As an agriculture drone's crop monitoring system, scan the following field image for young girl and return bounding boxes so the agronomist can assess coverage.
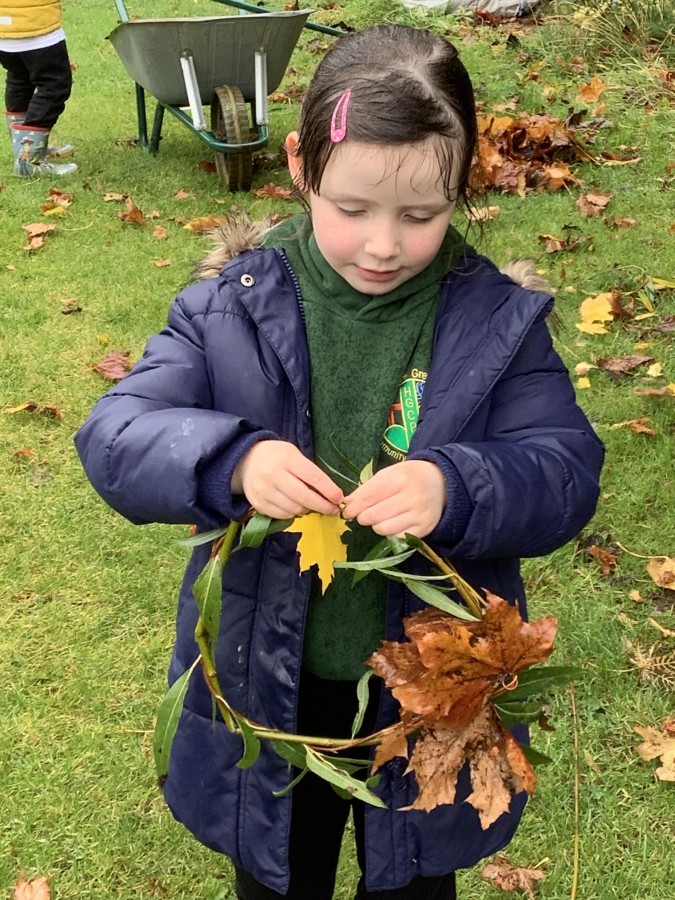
[76,24,604,900]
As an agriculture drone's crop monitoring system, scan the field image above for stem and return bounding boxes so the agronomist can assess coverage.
[416,541,485,619]
[194,520,241,731]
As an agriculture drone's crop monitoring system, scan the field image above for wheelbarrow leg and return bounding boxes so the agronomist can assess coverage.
[135,83,149,151]
[150,103,165,155]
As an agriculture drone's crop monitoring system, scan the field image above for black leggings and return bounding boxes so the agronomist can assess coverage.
[234,673,456,900]
[0,39,72,128]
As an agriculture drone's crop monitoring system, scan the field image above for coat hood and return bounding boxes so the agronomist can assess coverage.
[193,213,553,295]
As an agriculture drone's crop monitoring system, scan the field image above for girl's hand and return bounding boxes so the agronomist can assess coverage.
[341,461,446,538]
[232,440,343,519]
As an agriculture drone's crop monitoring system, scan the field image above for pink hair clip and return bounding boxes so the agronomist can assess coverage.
[330,89,352,143]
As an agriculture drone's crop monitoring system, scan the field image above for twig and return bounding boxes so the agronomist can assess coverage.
[570,685,580,900]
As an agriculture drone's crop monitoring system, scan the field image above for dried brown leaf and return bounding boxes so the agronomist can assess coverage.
[91,350,133,382]
[481,855,546,898]
[647,557,675,591]
[14,874,50,900]
[635,721,675,781]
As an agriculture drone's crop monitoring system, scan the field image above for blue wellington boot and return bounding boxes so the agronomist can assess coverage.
[6,111,75,158]
[11,124,77,176]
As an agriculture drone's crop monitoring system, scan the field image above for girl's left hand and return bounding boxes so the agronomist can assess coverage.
[341,460,446,538]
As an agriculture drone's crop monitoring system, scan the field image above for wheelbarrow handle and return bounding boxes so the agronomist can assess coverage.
[114,0,130,24]
[210,0,346,37]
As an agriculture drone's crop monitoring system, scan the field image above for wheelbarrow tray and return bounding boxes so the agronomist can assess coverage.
[107,10,311,107]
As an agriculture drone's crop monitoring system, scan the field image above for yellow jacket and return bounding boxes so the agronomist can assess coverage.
[0,0,63,39]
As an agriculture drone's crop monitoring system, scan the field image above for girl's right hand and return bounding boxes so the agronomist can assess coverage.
[232,440,344,519]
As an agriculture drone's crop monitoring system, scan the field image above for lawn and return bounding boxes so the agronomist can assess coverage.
[0,0,673,898]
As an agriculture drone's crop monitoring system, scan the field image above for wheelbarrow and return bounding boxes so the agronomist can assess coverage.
[108,0,343,191]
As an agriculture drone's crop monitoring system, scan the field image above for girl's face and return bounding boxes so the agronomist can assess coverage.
[288,137,457,295]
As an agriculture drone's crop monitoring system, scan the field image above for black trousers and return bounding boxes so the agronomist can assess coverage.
[0,39,72,128]
[234,673,456,900]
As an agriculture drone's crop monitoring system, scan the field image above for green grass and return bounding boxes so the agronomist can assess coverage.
[1,0,673,897]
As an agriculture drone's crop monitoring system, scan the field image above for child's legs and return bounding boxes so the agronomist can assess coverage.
[234,765,351,900]
[18,41,72,128]
[0,50,34,113]
[234,674,365,899]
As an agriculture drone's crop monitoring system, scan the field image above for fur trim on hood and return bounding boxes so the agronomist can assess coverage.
[194,213,553,296]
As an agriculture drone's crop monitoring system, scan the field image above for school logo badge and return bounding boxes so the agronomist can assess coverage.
[381,369,427,463]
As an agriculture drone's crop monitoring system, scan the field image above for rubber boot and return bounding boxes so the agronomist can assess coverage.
[5,111,75,158]
[11,124,77,176]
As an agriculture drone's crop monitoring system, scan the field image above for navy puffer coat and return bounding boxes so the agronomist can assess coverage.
[75,230,604,894]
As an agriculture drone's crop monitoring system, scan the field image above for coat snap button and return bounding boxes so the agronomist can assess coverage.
[240,274,255,287]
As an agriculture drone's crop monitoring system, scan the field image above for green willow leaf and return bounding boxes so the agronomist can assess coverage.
[387,536,409,555]
[399,578,478,621]
[518,744,552,766]
[273,767,308,797]
[238,513,295,549]
[503,666,582,701]
[317,455,359,488]
[493,698,544,726]
[359,459,374,483]
[334,549,416,572]
[351,670,374,738]
[235,715,262,769]
[351,537,392,586]
[176,526,228,547]
[271,739,308,770]
[193,556,223,644]
[153,663,196,778]
[327,437,362,477]
[305,749,386,808]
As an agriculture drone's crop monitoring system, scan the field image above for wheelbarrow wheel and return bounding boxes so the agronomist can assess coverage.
[211,85,253,193]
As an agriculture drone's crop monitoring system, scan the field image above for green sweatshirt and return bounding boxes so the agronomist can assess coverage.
[265,216,464,679]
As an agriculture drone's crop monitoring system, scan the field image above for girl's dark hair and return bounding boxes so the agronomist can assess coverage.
[295,24,478,208]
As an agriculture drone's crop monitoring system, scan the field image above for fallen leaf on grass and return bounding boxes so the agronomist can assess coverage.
[635,719,675,781]
[14,874,50,900]
[174,188,196,200]
[610,417,656,435]
[576,75,607,104]
[575,292,614,333]
[153,258,172,268]
[40,187,72,212]
[634,385,675,398]
[153,225,167,239]
[117,196,147,227]
[198,159,217,173]
[647,557,675,591]
[538,232,592,254]
[22,222,55,251]
[588,544,618,575]
[3,402,63,419]
[183,215,229,233]
[103,191,126,202]
[576,190,612,217]
[254,182,293,199]
[283,513,350,592]
[91,350,133,382]
[466,205,501,221]
[596,354,654,377]
[610,216,637,229]
[481,854,546,898]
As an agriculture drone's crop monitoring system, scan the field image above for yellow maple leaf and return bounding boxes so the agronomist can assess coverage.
[284,513,350,593]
